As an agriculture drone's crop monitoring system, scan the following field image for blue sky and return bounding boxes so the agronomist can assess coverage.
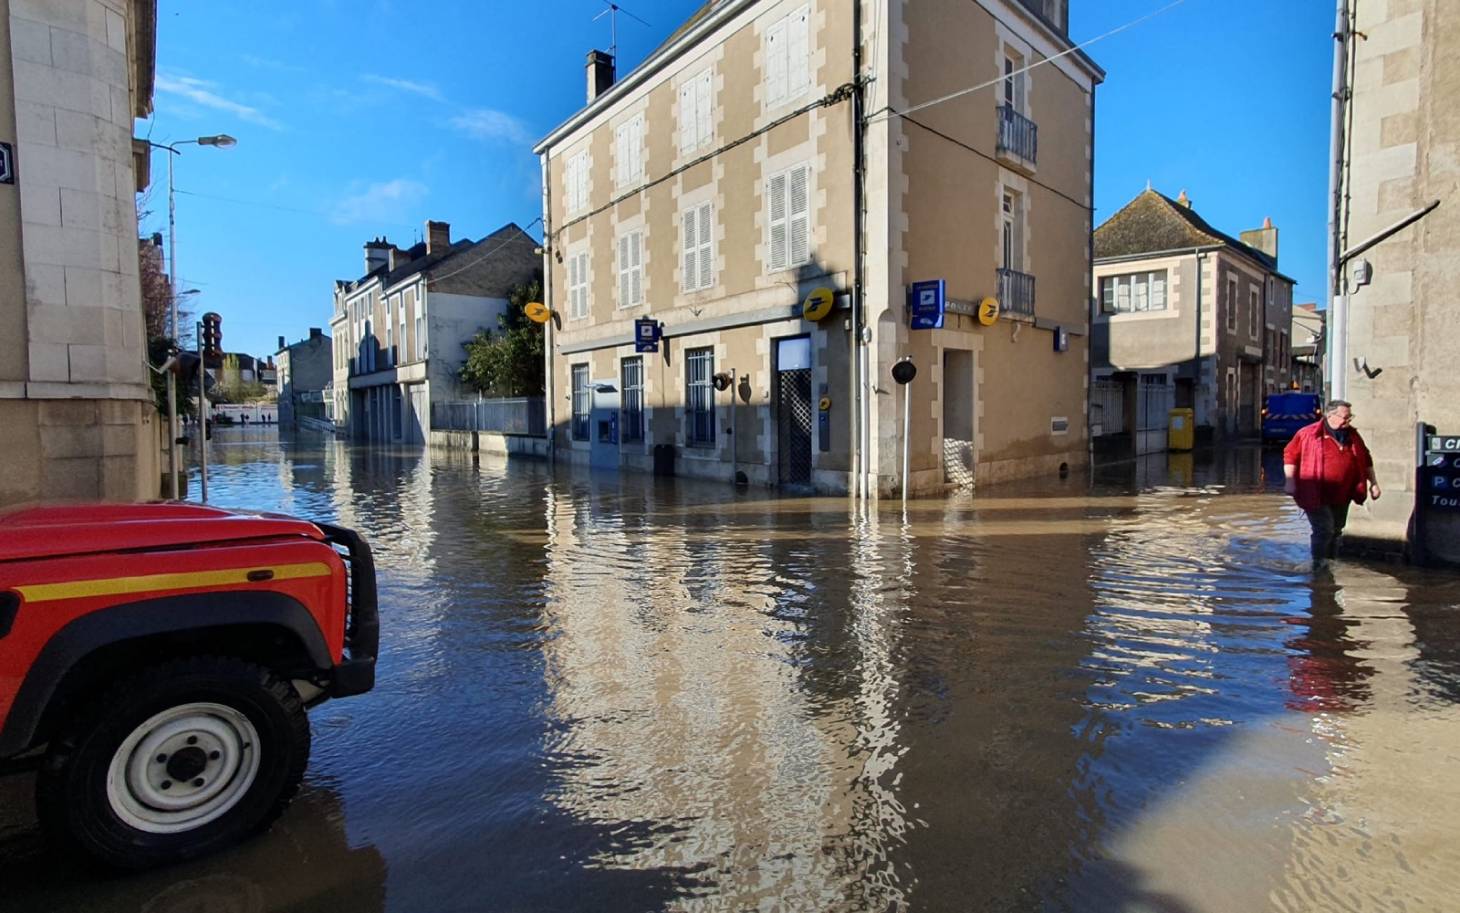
[144,0,1332,360]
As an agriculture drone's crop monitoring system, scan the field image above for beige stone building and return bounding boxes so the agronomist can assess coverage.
[1337,0,1458,563]
[533,0,1101,495]
[0,0,158,506]
[1091,189,1295,454]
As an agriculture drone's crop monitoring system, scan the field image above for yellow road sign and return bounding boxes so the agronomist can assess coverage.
[524,301,551,324]
[977,296,1000,326]
[803,286,835,322]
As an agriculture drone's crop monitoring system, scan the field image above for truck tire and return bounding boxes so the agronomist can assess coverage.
[35,656,310,871]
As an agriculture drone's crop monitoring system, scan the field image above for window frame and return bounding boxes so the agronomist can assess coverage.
[568,251,590,320]
[614,114,644,188]
[764,5,811,109]
[565,150,590,214]
[1226,275,1238,331]
[679,68,713,155]
[617,231,644,309]
[571,364,591,441]
[1249,287,1260,338]
[766,162,811,272]
[685,347,716,447]
[682,201,714,292]
[1100,270,1169,314]
[620,356,644,443]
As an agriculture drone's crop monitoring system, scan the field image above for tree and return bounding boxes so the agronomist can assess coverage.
[210,354,268,404]
[459,278,546,397]
[138,198,194,417]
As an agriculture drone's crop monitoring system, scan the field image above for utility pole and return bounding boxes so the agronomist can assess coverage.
[1326,0,1350,400]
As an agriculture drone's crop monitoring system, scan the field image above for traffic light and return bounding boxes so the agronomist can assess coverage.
[201,312,223,358]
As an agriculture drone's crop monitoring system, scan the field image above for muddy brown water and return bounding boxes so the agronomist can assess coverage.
[3,431,1458,912]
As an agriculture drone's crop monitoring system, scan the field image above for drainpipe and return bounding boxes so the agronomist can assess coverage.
[1086,87,1096,465]
[1192,249,1204,412]
[541,152,556,465]
[1326,0,1350,400]
[851,0,866,502]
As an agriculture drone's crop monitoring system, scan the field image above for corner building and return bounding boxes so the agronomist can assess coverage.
[535,0,1101,494]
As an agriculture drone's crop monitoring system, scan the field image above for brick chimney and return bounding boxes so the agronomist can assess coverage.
[387,245,411,272]
[1240,216,1279,262]
[364,237,391,273]
[586,50,615,103]
[1176,189,1191,208]
[310,327,323,339]
[278,335,286,351]
[426,220,451,256]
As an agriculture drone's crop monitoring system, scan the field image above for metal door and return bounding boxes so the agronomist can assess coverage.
[775,337,813,486]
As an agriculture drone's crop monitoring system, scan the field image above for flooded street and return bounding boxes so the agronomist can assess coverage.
[4,430,1459,912]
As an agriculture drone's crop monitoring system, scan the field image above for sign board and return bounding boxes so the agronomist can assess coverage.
[977,296,999,326]
[891,360,916,385]
[1422,432,1460,512]
[634,317,661,353]
[802,287,835,322]
[0,142,12,184]
[1052,325,1069,352]
[907,279,945,330]
[524,301,551,324]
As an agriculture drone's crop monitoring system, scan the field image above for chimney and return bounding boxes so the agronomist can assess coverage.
[310,327,323,339]
[387,245,411,272]
[1240,216,1279,262]
[426,220,451,256]
[586,50,615,103]
[1176,189,1191,208]
[364,237,391,273]
[278,335,286,351]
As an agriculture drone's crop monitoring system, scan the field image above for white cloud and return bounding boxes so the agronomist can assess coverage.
[240,54,305,74]
[331,178,429,225]
[156,74,283,130]
[449,108,531,145]
[363,74,444,102]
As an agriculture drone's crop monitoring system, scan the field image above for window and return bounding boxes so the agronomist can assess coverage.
[397,295,406,359]
[1249,287,1259,337]
[568,251,589,319]
[764,6,810,108]
[1226,275,1238,331]
[679,69,713,155]
[682,202,714,291]
[618,231,643,308]
[565,151,589,213]
[1003,49,1026,113]
[415,314,425,360]
[766,163,810,271]
[1100,271,1168,313]
[1001,190,1024,272]
[686,347,715,446]
[615,114,644,187]
[571,364,590,441]
[621,357,643,443]
[385,318,393,365]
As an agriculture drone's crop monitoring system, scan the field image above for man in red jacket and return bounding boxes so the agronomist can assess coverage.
[1283,400,1381,563]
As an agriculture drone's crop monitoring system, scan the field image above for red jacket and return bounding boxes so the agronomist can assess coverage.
[1284,420,1372,512]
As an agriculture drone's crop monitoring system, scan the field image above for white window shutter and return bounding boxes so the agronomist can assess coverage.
[695,71,712,148]
[633,117,643,182]
[697,203,713,290]
[679,82,695,154]
[788,8,810,98]
[766,20,787,105]
[682,210,697,290]
[630,234,642,306]
[615,124,627,185]
[578,254,589,317]
[619,236,630,307]
[565,157,576,210]
[789,165,809,266]
[768,172,788,270]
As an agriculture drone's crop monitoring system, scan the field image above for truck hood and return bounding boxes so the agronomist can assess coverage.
[0,502,327,564]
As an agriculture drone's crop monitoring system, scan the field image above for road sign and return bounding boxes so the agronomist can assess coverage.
[977,296,999,326]
[802,286,835,322]
[1053,325,1069,352]
[524,301,551,324]
[1428,436,1460,453]
[634,317,660,353]
[907,279,945,330]
[891,359,916,385]
[1421,430,1460,512]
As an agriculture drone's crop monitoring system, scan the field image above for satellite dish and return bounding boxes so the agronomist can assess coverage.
[524,301,552,324]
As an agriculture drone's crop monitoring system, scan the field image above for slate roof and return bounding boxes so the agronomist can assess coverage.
[343,223,538,294]
[1093,189,1282,274]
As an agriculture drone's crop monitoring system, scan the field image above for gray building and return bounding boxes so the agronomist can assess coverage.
[1091,189,1294,454]
[275,327,331,428]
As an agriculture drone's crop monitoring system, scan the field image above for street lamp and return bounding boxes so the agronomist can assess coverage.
[148,134,237,499]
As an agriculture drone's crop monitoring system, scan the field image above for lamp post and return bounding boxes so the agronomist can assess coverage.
[149,134,237,499]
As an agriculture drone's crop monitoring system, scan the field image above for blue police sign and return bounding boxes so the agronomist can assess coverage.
[634,317,661,353]
[907,279,945,330]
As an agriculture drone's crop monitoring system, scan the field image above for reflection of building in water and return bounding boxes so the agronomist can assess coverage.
[539,489,910,909]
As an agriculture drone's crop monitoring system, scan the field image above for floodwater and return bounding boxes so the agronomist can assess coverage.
[3,430,1459,912]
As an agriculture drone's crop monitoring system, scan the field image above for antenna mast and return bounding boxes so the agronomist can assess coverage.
[593,2,650,60]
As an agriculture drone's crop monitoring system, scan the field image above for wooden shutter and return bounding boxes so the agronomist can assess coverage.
[682,208,697,290]
[679,81,695,154]
[697,203,713,290]
[695,71,712,148]
[788,7,810,98]
[768,171,788,270]
[766,19,787,105]
[619,235,631,307]
[630,232,642,306]
[789,165,809,266]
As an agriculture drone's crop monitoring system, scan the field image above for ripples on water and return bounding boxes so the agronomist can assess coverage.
[3,431,1459,913]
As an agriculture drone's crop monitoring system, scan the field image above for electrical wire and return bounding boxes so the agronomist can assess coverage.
[900,113,1091,212]
[865,0,1189,126]
[173,188,421,231]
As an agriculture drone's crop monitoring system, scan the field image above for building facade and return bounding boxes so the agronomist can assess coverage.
[534,0,1101,495]
[1091,189,1294,453]
[275,327,331,428]
[1336,0,1458,562]
[1290,302,1324,395]
[1,0,159,505]
[328,220,539,444]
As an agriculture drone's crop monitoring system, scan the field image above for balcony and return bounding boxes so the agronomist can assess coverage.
[997,104,1038,167]
[998,268,1036,318]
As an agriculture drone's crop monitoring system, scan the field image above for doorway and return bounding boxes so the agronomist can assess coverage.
[943,349,974,487]
[775,337,813,486]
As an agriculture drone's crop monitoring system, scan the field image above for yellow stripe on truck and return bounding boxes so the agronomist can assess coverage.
[15,562,333,604]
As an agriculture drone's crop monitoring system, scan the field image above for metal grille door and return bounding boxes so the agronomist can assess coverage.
[777,369,813,485]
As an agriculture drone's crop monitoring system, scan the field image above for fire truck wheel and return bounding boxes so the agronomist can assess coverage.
[36,656,311,871]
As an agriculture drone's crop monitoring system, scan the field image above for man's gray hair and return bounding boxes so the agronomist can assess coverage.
[1326,399,1352,412]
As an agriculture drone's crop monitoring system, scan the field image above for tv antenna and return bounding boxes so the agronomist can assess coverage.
[593,2,650,61]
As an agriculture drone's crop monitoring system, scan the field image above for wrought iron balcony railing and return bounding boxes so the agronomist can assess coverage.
[997,104,1038,165]
[998,268,1036,318]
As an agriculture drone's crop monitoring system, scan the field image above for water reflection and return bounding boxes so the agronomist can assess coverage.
[2,429,1457,912]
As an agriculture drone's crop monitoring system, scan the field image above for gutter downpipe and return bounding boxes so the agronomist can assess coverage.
[851,0,867,504]
[1087,88,1096,467]
[1326,0,1350,400]
[541,153,556,466]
